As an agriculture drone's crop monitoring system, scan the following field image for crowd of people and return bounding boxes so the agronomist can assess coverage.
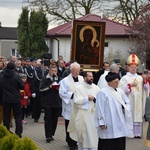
[0,54,150,150]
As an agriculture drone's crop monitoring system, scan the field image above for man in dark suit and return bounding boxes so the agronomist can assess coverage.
[113,59,126,78]
[24,58,36,117]
[39,65,62,143]
[24,58,34,84]
[93,62,110,85]
[15,59,24,74]
[31,60,43,122]
[57,59,65,80]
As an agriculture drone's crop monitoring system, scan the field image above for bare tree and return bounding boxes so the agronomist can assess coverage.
[127,4,150,63]
[23,0,103,25]
[102,0,150,25]
[23,0,150,26]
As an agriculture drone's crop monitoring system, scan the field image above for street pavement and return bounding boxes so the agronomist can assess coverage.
[11,114,150,150]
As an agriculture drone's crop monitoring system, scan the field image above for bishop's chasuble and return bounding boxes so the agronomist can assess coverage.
[119,72,148,137]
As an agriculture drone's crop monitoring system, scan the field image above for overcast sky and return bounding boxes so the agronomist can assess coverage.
[0,0,56,29]
[0,0,29,27]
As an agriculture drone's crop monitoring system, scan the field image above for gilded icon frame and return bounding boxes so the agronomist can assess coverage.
[70,20,106,70]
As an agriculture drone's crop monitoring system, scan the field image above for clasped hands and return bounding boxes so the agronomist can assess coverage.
[131,74,147,87]
[88,95,95,101]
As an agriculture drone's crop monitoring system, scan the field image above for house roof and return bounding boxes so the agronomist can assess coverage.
[46,14,130,37]
[0,27,17,40]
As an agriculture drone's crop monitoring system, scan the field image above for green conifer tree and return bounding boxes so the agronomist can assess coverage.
[18,7,49,58]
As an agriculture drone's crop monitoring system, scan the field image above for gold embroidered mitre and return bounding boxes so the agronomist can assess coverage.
[127,54,139,66]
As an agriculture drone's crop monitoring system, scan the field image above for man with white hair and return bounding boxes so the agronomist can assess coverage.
[97,63,119,89]
[113,59,126,78]
[59,62,84,150]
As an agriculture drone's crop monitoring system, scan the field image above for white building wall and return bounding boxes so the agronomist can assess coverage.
[59,38,71,62]
[104,37,134,60]
[51,40,58,60]
[48,36,135,63]
[50,37,71,62]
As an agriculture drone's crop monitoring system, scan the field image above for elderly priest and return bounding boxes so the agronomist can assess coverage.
[95,72,133,150]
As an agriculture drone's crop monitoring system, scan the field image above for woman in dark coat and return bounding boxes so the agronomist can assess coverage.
[0,62,24,137]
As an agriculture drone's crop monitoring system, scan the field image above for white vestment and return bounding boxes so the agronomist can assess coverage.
[97,70,109,89]
[118,72,144,122]
[59,74,84,120]
[95,86,133,139]
[68,82,100,148]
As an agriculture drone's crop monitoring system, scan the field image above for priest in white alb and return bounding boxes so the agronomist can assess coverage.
[68,71,100,150]
[59,62,84,150]
[95,72,133,150]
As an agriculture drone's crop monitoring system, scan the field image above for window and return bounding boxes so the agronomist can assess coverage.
[11,49,20,57]
[105,42,109,47]
[12,49,15,56]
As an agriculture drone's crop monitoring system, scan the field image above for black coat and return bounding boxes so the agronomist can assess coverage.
[39,74,61,108]
[93,69,104,85]
[145,97,150,140]
[57,67,65,80]
[0,69,24,103]
[62,68,70,78]
[24,66,34,85]
[30,67,43,96]
[0,70,3,104]
[119,67,126,78]
[15,66,24,74]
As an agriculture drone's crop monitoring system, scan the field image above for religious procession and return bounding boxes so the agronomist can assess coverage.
[0,53,150,150]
